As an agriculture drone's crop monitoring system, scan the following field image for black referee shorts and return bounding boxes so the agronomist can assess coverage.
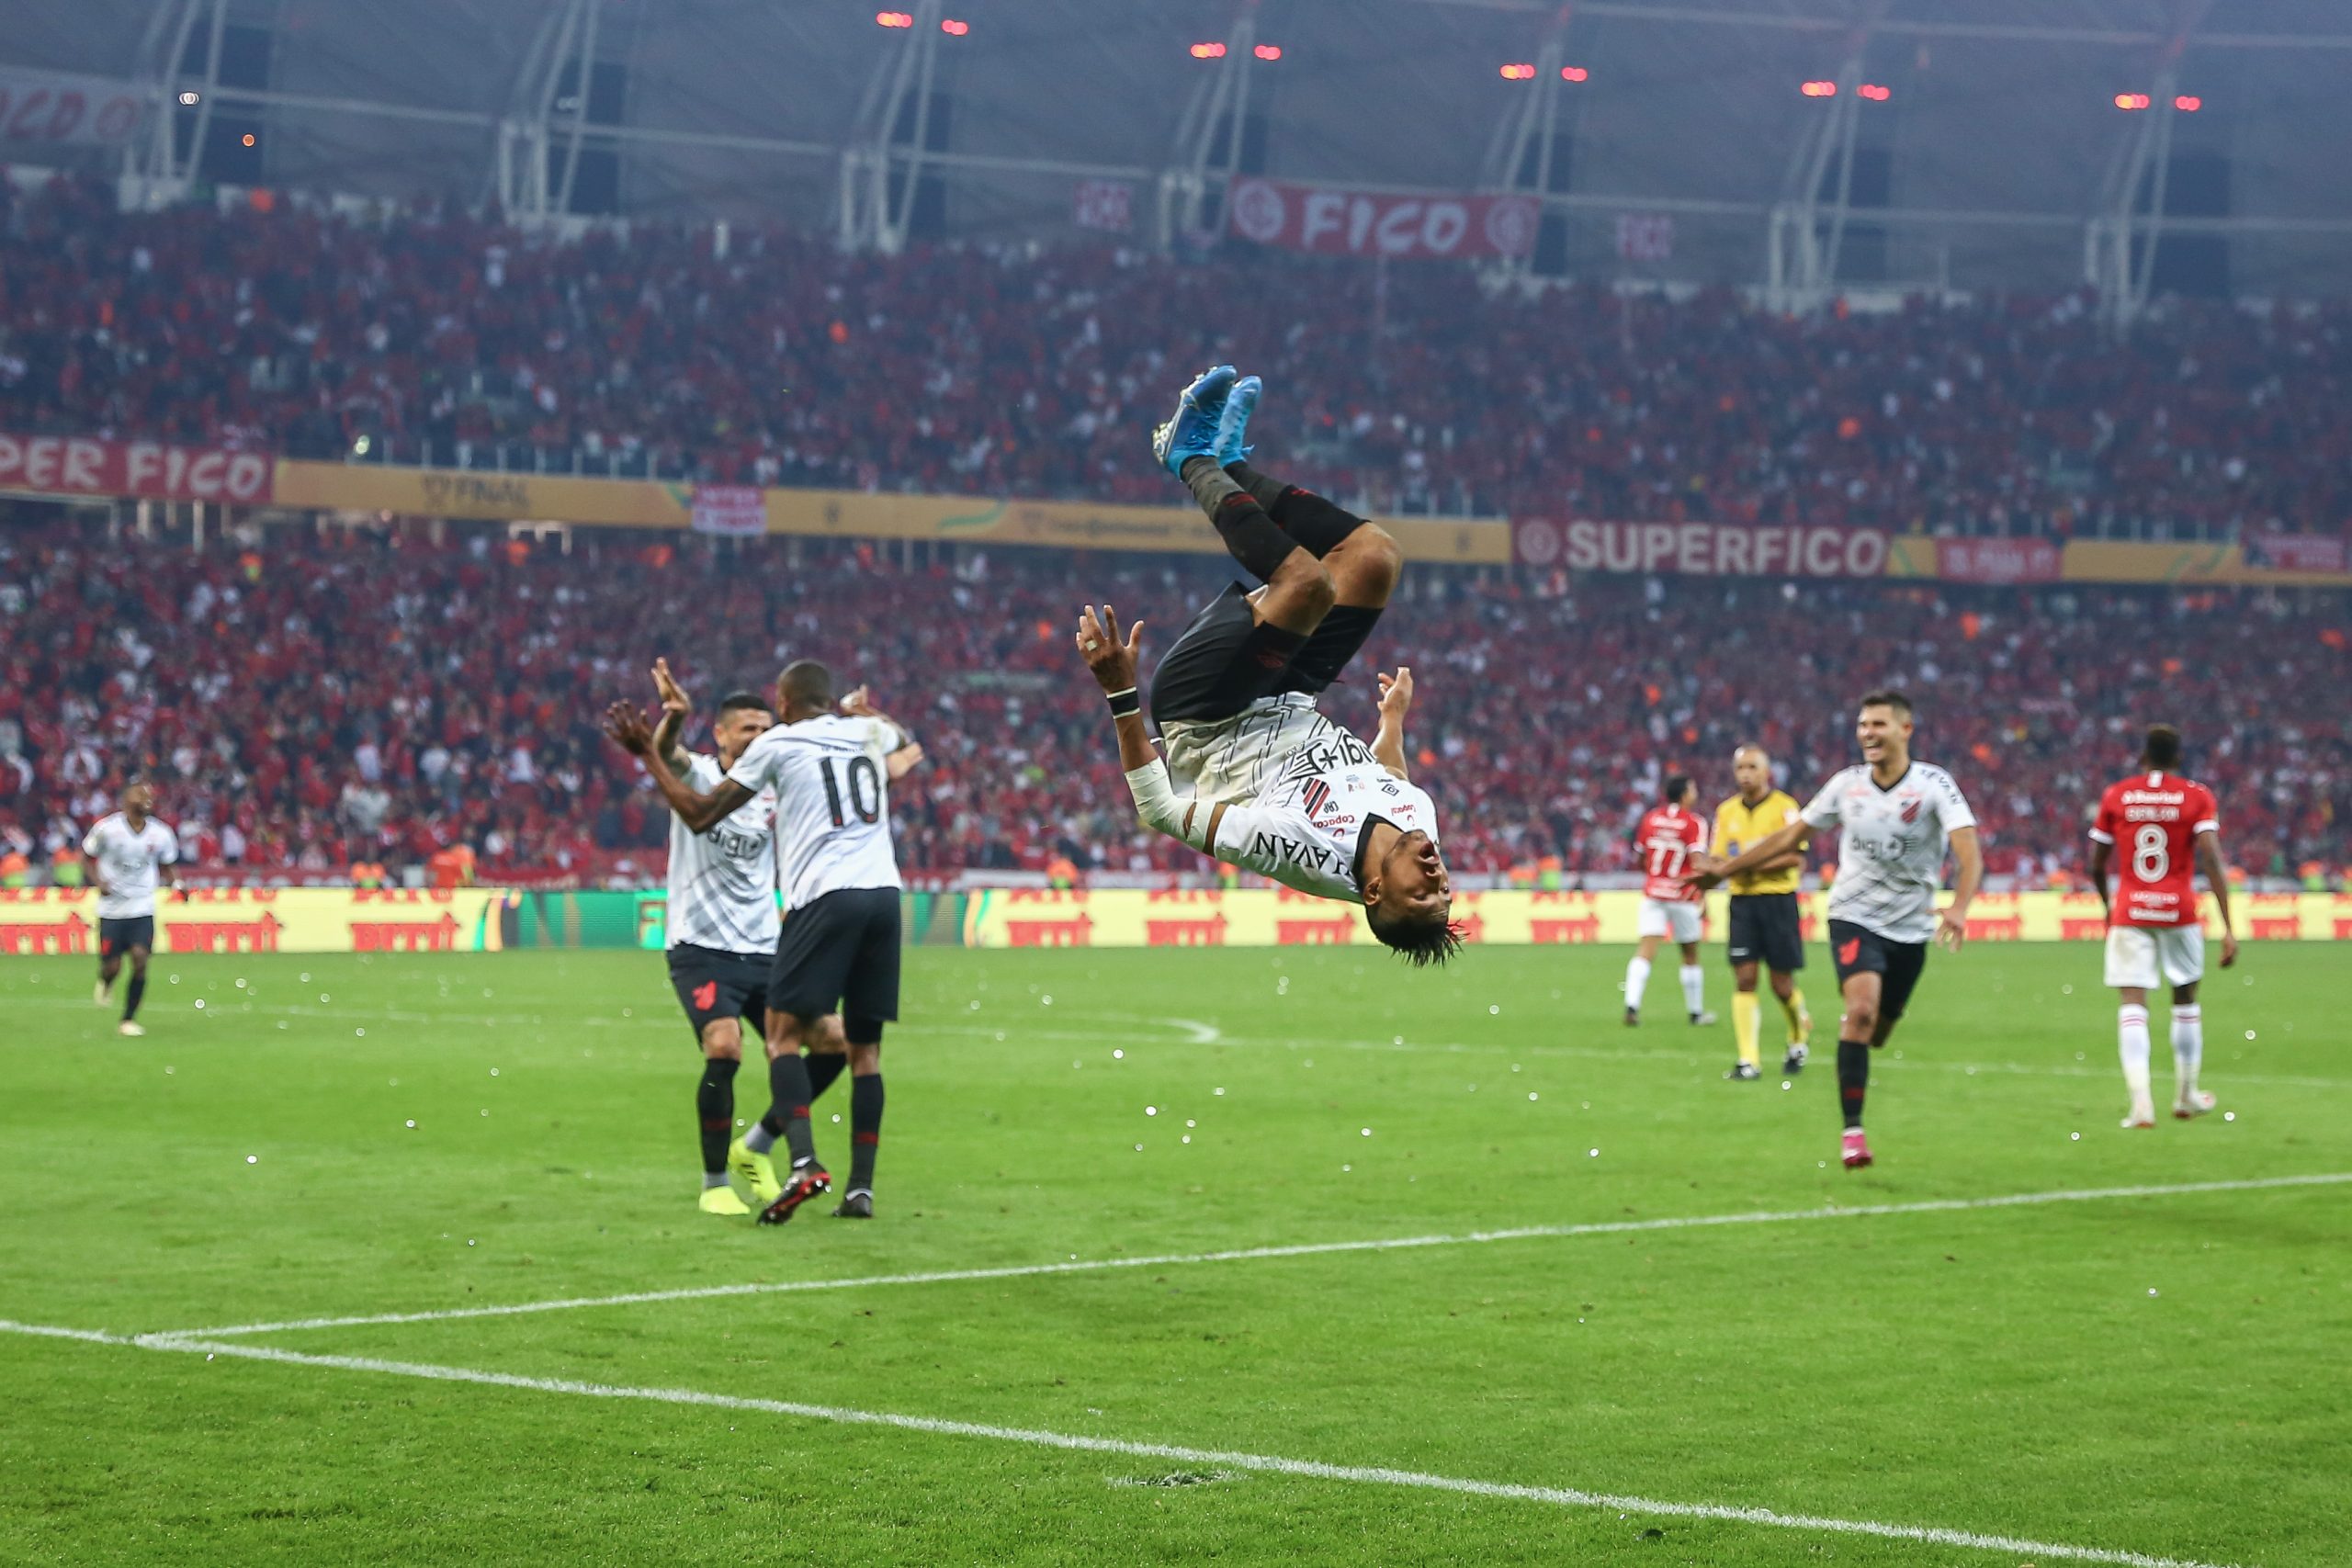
[1725,894,1804,974]
[1828,918,1928,1023]
[770,887,901,1044]
[666,942,769,1044]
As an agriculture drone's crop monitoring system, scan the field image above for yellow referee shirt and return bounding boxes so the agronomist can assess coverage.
[1713,789,1804,896]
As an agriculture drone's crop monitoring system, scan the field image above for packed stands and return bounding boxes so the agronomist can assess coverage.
[1,522,2343,887]
[3,175,2349,540]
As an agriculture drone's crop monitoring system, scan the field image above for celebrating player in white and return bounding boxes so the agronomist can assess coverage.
[609,660,915,1224]
[1623,774,1714,1030]
[85,778,178,1037]
[2087,724,2237,1128]
[1690,692,1981,1169]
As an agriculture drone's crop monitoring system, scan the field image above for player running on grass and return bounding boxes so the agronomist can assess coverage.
[1075,366,1460,964]
[1621,774,1716,1032]
[1688,691,1981,1169]
[2087,724,2237,1129]
[85,778,178,1038]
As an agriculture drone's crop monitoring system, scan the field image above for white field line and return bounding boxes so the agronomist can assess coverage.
[0,1324,2240,1568]
[162,1171,2352,1341]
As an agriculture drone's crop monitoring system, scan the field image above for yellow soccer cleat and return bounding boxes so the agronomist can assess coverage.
[728,1137,782,1203]
[698,1185,752,1217]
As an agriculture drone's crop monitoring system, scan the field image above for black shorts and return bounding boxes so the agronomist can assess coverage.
[97,916,155,958]
[1726,894,1804,974]
[1149,582,1384,727]
[1828,919,1928,1023]
[770,887,901,1042]
[667,942,769,1043]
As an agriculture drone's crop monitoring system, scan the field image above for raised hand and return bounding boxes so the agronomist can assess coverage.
[603,701,656,758]
[1075,604,1144,694]
[650,658,691,717]
[1376,665,1414,722]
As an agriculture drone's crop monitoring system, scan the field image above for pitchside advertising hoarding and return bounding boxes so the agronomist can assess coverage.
[0,889,506,956]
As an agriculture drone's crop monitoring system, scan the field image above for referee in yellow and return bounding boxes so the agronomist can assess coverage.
[1711,745,1813,1080]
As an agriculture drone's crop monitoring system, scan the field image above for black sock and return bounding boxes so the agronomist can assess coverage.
[806,1053,849,1101]
[1837,1039,1870,1130]
[766,1054,819,1167]
[849,1074,884,1194]
[122,969,147,1021]
[1227,462,1366,558]
[695,1056,740,1176]
[1182,456,1301,584]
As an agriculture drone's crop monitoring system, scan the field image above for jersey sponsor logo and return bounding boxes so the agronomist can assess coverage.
[1251,832,1344,877]
[1277,731,1379,783]
[692,980,718,1012]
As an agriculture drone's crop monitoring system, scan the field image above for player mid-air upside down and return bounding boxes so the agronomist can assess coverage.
[1075,366,1461,964]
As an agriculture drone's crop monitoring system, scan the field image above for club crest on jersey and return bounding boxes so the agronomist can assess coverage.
[1302,779,1332,818]
[1900,796,1923,825]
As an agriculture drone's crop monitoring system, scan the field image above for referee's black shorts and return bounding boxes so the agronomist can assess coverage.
[769,887,901,1043]
[1828,918,1929,1023]
[1724,893,1804,974]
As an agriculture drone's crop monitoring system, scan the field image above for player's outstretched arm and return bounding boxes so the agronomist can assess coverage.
[602,701,752,833]
[885,741,925,781]
[1372,667,1414,781]
[1686,819,1807,891]
[2194,828,2238,968]
[649,658,694,773]
[1075,604,1211,851]
[1936,825,1984,953]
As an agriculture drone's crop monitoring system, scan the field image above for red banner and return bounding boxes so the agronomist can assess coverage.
[1227,178,1538,260]
[1939,537,2061,583]
[2243,530,2347,574]
[688,483,765,537]
[0,71,149,149]
[1512,518,1891,579]
[0,433,274,503]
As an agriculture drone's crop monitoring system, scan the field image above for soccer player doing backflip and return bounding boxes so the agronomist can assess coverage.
[1074,367,1460,964]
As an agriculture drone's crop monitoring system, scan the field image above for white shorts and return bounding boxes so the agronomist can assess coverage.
[1161,693,1329,807]
[2104,924,2205,990]
[1638,897,1703,944]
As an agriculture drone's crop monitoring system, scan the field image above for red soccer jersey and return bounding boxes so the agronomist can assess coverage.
[1636,804,1709,903]
[2089,771,2219,928]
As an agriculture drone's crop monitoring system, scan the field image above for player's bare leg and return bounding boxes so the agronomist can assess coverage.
[1623,932,1667,1026]
[748,1009,833,1223]
[1836,971,1884,1168]
[695,1019,752,1214]
[2115,982,2157,1128]
[96,943,122,1007]
[2168,979,2214,1118]
[116,943,152,1037]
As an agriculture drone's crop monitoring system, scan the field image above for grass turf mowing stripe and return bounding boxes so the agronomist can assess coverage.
[159,1169,2352,1340]
[0,1325,2240,1568]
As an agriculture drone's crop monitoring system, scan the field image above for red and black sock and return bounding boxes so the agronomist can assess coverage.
[1227,461,1366,558]
[1180,456,1305,585]
[695,1056,739,1177]
[765,1054,819,1168]
[1837,1039,1870,1130]
[848,1073,884,1194]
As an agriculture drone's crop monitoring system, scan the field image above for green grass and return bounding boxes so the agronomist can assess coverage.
[3,942,2348,1567]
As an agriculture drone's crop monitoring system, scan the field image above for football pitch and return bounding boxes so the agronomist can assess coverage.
[4,942,2347,1567]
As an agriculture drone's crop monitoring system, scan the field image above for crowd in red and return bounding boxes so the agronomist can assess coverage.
[3,175,2348,538]
[2,523,2342,887]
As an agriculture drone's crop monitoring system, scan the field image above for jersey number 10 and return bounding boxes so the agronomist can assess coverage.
[820,755,884,828]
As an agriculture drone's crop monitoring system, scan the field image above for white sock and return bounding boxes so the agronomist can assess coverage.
[2172,1004,2203,1100]
[1623,955,1652,1012]
[1679,964,1706,1018]
[2118,1004,2153,1112]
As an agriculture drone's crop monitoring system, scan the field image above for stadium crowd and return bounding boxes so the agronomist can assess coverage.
[1,523,2344,888]
[3,175,2349,540]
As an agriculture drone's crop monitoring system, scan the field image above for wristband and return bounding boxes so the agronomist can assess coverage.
[1105,687,1141,718]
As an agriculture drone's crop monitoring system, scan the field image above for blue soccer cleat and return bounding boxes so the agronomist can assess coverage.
[1214,373,1261,466]
[1150,365,1238,475]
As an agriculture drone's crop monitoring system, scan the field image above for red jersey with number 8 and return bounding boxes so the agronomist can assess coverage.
[2088,771,2218,928]
[1636,804,1709,903]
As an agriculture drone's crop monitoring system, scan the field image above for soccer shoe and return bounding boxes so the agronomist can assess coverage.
[117,1021,145,1038]
[1689,1010,1718,1027]
[1149,365,1237,475]
[2174,1090,2218,1120]
[756,1162,832,1225]
[728,1136,783,1204]
[698,1185,752,1217]
[1840,1129,1874,1169]
[1724,1061,1762,1081]
[1213,373,1262,465]
[2121,1107,2157,1130]
[1781,1043,1809,1076]
[94,977,112,1006]
[832,1191,875,1220]
[1623,1007,1639,1028]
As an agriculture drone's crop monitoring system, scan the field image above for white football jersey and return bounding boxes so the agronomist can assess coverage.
[1204,716,1441,902]
[1801,761,1976,944]
[83,812,178,919]
[726,715,901,910]
[666,752,780,953]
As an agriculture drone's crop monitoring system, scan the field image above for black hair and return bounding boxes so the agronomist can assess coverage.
[716,691,769,716]
[2143,724,2183,770]
[1663,773,1692,805]
[777,660,834,711]
[1365,904,1466,968]
[1857,689,1914,718]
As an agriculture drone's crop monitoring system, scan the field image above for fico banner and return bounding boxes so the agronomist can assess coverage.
[1513,517,1907,579]
[0,888,506,956]
[0,432,274,503]
[1227,178,1538,260]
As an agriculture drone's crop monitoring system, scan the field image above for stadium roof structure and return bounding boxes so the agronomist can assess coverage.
[10,0,2352,311]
